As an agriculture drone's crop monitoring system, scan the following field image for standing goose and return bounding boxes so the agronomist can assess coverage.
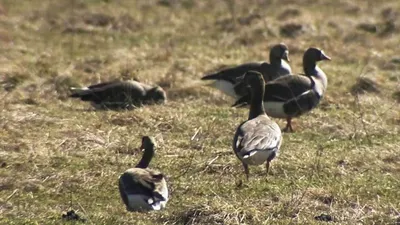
[233,47,331,132]
[69,80,167,110]
[119,136,168,212]
[233,71,282,179]
[201,43,292,98]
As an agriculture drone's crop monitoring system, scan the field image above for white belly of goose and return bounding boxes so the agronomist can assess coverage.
[213,80,237,98]
[263,101,287,118]
[241,149,276,165]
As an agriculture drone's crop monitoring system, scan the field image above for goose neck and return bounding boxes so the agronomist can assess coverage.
[303,60,317,76]
[248,81,266,120]
[269,56,282,67]
[136,147,154,169]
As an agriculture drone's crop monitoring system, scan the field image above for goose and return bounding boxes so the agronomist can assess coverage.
[233,71,282,179]
[201,43,292,98]
[69,80,167,110]
[118,136,168,212]
[233,47,331,132]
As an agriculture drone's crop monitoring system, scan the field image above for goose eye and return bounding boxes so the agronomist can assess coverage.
[319,51,331,61]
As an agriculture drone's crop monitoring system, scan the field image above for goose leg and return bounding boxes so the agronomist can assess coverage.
[242,162,249,180]
[282,118,294,132]
[265,161,270,175]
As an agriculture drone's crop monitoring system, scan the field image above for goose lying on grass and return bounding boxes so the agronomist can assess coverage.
[69,80,167,110]
[119,136,168,212]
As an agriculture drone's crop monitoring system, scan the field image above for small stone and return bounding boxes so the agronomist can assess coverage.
[337,160,347,167]
[62,209,86,222]
[391,57,400,64]
[357,23,377,33]
[315,213,334,222]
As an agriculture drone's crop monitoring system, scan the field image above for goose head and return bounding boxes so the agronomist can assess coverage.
[302,47,331,79]
[303,47,331,64]
[146,86,167,104]
[136,136,156,169]
[270,43,290,62]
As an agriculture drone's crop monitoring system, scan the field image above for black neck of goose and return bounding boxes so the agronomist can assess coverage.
[303,59,317,76]
[248,80,266,120]
[269,55,281,66]
[136,146,154,169]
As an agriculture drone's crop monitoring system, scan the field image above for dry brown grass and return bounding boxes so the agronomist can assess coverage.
[1,0,399,224]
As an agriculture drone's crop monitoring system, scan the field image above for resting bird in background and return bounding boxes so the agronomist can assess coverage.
[118,136,169,212]
[69,80,167,110]
[201,43,292,98]
[233,71,282,180]
[233,47,331,132]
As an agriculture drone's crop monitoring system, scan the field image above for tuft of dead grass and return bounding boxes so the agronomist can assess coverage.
[1,73,29,92]
[350,77,381,95]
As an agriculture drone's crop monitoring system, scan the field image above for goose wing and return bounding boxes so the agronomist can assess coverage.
[232,75,313,107]
[283,89,321,117]
[201,62,264,83]
[264,75,314,102]
[233,116,281,157]
[86,80,120,89]
[119,168,167,202]
[70,81,146,105]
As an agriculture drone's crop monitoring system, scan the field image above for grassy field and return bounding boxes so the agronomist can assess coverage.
[1,0,399,224]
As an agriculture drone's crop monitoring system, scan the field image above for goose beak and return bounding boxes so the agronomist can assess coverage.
[282,50,290,62]
[321,51,331,61]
